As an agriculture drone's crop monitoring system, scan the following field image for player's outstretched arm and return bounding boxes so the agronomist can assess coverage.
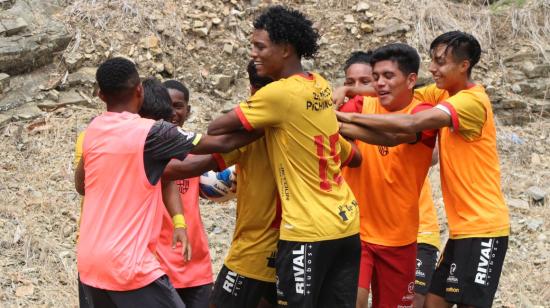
[75,159,85,195]
[333,85,376,109]
[336,108,451,135]
[190,130,263,155]
[162,155,220,181]
[339,122,417,146]
[161,180,191,262]
[207,110,244,135]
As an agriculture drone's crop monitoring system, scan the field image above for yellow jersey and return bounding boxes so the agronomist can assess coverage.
[235,72,359,242]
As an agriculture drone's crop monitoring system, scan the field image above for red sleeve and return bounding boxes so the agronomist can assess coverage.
[439,102,459,132]
[341,144,356,167]
[211,153,227,171]
[234,106,254,131]
[411,103,437,148]
[338,96,364,113]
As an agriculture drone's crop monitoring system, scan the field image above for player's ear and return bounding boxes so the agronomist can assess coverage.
[459,59,471,75]
[98,90,107,102]
[281,43,294,59]
[406,73,418,90]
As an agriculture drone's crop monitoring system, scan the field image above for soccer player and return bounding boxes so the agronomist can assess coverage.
[207,6,361,307]
[414,178,442,308]
[336,44,436,307]
[336,31,510,308]
[74,57,261,307]
[338,51,375,114]
[156,79,214,308]
[208,60,362,308]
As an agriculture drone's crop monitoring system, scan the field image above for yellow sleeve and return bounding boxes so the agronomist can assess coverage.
[236,82,290,130]
[218,146,247,169]
[74,131,86,167]
[337,135,354,166]
[444,91,486,141]
[414,84,447,105]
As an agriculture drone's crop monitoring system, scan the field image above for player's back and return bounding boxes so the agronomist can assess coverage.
[238,73,359,242]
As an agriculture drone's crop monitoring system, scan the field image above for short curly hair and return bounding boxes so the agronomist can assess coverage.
[96,57,140,96]
[163,79,190,103]
[139,77,173,121]
[253,5,319,59]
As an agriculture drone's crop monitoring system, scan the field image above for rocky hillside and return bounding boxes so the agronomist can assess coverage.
[0,0,548,307]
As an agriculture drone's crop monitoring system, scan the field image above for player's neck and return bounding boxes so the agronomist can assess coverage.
[447,77,472,96]
[275,61,304,80]
[106,101,140,114]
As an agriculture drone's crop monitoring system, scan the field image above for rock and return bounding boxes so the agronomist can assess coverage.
[360,23,373,33]
[64,53,84,72]
[56,91,91,108]
[526,218,544,232]
[356,2,370,12]
[500,98,527,110]
[15,285,34,297]
[513,79,550,98]
[302,59,314,71]
[211,74,232,92]
[0,21,71,75]
[223,43,233,55]
[67,67,96,87]
[193,21,204,28]
[0,72,9,93]
[14,104,43,121]
[521,61,550,79]
[0,16,28,36]
[344,15,355,24]
[526,186,546,205]
[212,17,222,25]
[193,27,209,37]
[142,35,159,49]
[0,113,11,126]
[0,0,15,10]
[507,198,529,210]
[376,22,410,37]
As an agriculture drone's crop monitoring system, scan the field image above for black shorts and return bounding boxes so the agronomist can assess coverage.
[177,283,212,308]
[81,275,185,308]
[275,234,360,308]
[210,265,276,308]
[429,236,508,308]
[415,243,439,295]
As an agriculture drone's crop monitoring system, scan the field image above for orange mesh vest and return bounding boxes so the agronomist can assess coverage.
[78,112,165,291]
[342,97,433,246]
[439,96,510,237]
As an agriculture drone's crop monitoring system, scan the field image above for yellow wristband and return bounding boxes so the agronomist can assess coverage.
[172,214,187,229]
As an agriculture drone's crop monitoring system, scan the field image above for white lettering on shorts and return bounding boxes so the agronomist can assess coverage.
[475,238,494,285]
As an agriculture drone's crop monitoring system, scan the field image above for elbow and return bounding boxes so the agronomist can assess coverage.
[347,154,362,168]
[75,183,84,196]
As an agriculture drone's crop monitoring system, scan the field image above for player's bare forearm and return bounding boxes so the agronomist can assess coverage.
[161,180,184,217]
[207,110,244,135]
[340,122,416,146]
[333,85,376,108]
[346,141,362,168]
[162,155,219,181]
[337,108,452,135]
[75,159,85,196]
[191,129,264,154]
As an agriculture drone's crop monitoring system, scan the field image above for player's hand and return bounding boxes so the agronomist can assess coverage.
[332,86,349,110]
[335,110,353,123]
[173,227,192,262]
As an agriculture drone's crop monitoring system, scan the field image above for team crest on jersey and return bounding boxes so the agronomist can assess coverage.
[176,179,189,194]
[378,145,389,156]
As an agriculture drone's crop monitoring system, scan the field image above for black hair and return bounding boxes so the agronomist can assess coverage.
[247,60,274,90]
[253,5,319,59]
[343,51,373,71]
[139,77,173,121]
[163,79,190,103]
[430,31,481,76]
[370,43,420,75]
[95,57,140,103]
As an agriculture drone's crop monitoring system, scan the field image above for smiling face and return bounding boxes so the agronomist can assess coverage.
[372,60,416,110]
[429,44,469,92]
[344,63,373,88]
[168,88,189,126]
[250,29,287,80]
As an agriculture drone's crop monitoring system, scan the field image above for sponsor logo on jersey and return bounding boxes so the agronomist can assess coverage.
[378,145,389,156]
[475,238,494,285]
